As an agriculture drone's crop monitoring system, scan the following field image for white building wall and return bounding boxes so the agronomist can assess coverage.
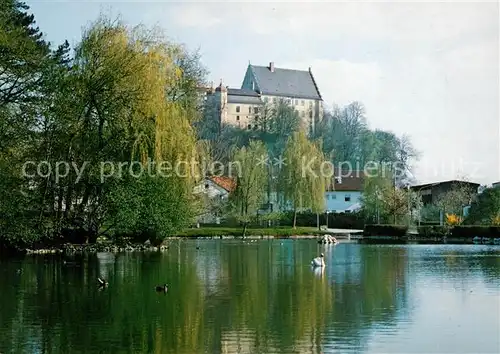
[325,191,362,213]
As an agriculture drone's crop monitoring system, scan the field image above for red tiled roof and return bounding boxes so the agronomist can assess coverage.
[208,176,236,193]
[326,171,365,192]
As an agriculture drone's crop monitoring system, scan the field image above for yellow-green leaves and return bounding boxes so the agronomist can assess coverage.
[280,131,330,217]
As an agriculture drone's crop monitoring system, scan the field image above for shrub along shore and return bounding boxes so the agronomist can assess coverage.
[363,224,500,244]
[3,227,327,256]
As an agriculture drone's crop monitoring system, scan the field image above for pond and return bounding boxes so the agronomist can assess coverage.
[1,241,499,353]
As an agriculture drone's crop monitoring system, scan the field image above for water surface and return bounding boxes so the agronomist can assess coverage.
[1,241,499,353]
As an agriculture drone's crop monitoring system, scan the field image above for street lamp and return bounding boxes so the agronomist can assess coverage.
[407,184,411,227]
[375,188,381,224]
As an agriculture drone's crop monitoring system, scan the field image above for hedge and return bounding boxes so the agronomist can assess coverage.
[364,224,408,237]
[177,227,320,238]
[363,224,408,237]
[277,211,365,229]
[198,212,366,230]
[417,225,450,237]
[451,226,500,238]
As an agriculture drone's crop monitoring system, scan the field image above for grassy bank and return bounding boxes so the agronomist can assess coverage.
[176,226,320,238]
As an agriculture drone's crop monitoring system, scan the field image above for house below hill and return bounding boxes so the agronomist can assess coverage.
[325,172,364,213]
[193,176,236,224]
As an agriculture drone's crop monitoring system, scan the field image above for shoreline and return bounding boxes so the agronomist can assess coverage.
[6,233,498,257]
[12,234,334,256]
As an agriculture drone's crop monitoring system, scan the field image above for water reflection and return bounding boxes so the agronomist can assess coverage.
[0,242,498,353]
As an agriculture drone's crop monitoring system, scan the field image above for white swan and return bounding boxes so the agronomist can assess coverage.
[311,253,325,267]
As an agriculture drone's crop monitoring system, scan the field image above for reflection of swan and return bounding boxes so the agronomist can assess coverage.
[311,253,325,267]
[97,277,108,288]
[312,265,325,277]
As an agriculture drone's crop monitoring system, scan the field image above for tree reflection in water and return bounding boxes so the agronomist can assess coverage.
[0,242,497,353]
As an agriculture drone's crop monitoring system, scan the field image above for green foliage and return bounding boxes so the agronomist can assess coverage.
[230,141,268,225]
[0,10,205,250]
[315,102,418,184]
[104,175,193,244]
[419,204,441,223]
[258,99,302,157]
[466,187,500,225]
[279,131,330,227]
[177,227,319,237]
[364,224,408,237]
[279,211,365,229]
[360,169,421,225]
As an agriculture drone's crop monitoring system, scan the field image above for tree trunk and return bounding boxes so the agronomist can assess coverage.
[317,212,320,231]
[293,209,297,229]
[242,222,248,238]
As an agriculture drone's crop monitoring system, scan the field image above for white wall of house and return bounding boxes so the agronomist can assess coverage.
[193,179,229,200]
[325,191,362,213]
[193,179,229,224]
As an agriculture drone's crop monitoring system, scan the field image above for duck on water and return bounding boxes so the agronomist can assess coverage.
[155,284,168,293]
[311,253,325,267]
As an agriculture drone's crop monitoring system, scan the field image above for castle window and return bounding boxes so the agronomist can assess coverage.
[247,124,252,130]
[236,116,240,121]
[236,106,240,112]
[301,100,305,106]
[249,106,252,113]
[254,107,259,114]
[294,99,298,105]
[345,194,351,202]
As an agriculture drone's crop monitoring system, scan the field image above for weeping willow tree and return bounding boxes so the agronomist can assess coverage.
[230,141,268,236]
[19,16,205,244]
[279,132,330,228]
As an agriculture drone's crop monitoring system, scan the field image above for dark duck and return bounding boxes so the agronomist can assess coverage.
[155,284,168,293]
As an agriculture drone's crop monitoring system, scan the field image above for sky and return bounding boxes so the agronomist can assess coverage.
[26,0,500,185]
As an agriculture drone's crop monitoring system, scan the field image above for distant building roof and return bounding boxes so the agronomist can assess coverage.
[249,63,322,100]
[208,176,236,193]
[327,171,365,192]
[410,180,480,190]
[227,88,262,105]
[227,88,259,97]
